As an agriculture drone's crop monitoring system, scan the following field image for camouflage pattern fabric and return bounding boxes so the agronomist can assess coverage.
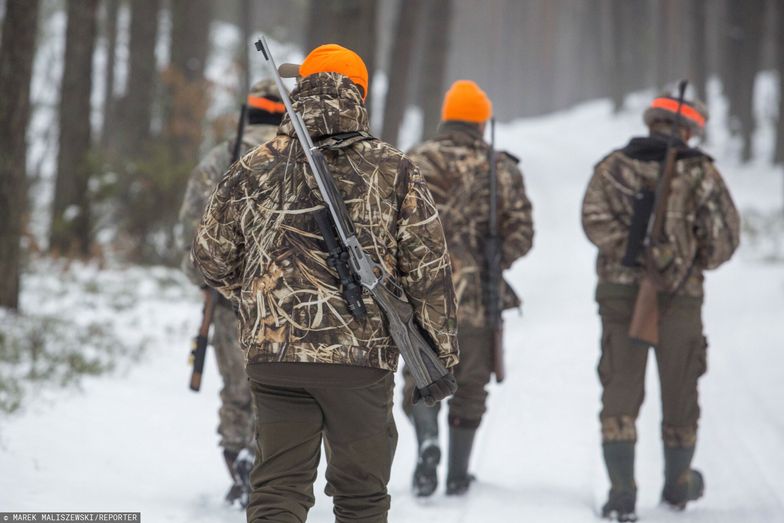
[192,72,459,372]
[407,121,534,328]
[582,135,740,297]
[212,301,254,453]
[178,124,279,286]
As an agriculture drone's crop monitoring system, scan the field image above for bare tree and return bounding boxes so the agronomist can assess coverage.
[724,0,764,162]
[50,0,99,257]
[381,0,422,145]
[165,0,212,165]
[774,0,784,165]
[690,0,708,103]
[116,0,161,157]
[304,0,378,113]
[0,0,39,309]
[240,0,252,97]
[99,0,120,150]
[417,0,452,140]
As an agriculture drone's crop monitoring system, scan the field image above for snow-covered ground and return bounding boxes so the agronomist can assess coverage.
[3,79,784,521]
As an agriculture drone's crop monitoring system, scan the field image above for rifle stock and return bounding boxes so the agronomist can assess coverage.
[190,288,218,391]
[628,276,659,346]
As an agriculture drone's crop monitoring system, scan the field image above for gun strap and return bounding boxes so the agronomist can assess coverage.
[314,131,374,151]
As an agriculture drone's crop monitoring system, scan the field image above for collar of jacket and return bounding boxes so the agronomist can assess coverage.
[620,133,711,162]
[279,72,369,141]
[436,120,486,147]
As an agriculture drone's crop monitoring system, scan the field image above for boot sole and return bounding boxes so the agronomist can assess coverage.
[602,509,638,522]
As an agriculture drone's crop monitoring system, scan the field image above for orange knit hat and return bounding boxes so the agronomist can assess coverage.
[441,80,493,123]
[279,44,369,99]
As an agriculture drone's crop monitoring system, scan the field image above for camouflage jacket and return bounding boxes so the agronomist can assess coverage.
[582,134,740,297]
[407,121,534,328]
[192,72,459,372]
[178,123,278,286]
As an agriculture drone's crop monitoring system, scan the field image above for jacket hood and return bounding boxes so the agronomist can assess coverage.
[279,72,369,140]
[436,120,486,147]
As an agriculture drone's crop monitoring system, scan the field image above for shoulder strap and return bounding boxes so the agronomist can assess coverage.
[314,131,374,151]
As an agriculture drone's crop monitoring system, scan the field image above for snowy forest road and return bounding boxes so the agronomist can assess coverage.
[2,90,784,522]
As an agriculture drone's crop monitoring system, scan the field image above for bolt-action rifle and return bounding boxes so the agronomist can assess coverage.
[484,119,505,382]
[255,36,457,405]
[626,80,688,347]
[189,103,248,392]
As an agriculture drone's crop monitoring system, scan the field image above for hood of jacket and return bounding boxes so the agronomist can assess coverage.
[279,72,369,141]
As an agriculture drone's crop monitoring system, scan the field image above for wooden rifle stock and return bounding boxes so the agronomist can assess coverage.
[628,276,659,346]
[190,288,218,391]
[491,323,505,383]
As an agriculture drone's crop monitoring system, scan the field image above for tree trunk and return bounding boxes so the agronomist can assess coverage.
[99,0,119,151]
[0,0,39,309]
[50,0,99,257]
[381,0,422,145]
[690,0,708,102]
[304,0,378,115]
[417,0,452,140]
[732,0,764,162]
[165,0,211,165]
[773,0,784,164]
[116,0,160,157]
[239,0,252,97]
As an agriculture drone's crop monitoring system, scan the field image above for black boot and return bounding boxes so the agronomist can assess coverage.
[410,402,440,497]
[662,446,704,509]
[223,449,243,505]
[601,442,637,522]
[445,421,478,496]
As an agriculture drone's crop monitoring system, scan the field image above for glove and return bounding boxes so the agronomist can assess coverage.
[412,370,457,406]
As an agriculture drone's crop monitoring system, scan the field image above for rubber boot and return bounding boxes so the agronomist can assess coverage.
[662,446,704,509]
[233,448,255,508]
[223,449,243,505]
[601,442,638,522]
[410,402,440,497]
[445,424,478,496]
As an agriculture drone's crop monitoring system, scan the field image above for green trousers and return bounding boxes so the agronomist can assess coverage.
[247,372,397,523]
[596,283,708,447]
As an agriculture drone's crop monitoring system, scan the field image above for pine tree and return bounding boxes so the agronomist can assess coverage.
[0,0,40,308]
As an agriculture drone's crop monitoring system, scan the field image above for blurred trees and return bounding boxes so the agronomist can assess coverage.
[2,0,783,284]
[417,0,452,140]
[50,0,99,257]
[0,0,39,308]
[381,0,422,144]
[305,0,378,112]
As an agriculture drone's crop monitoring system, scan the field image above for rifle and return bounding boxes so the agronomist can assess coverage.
[189,103,248,392]
[255,36,456,405]
[627,80,688,347]
[484,118,505,383]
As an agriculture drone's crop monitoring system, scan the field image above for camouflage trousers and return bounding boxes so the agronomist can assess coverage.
[596,283,707,448]
[212,302,255,453]
[403,325,494,427]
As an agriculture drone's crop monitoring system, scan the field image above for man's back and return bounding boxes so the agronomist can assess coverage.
[408,121,534,326]
[193,71,458,371]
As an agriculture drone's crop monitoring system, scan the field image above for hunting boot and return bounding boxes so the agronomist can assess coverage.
[601,442,638,522]
[223,449,243,505]
[410,402,440,497]
[233,448,256,508]
[445,422,478,496]
[662,446,704,509]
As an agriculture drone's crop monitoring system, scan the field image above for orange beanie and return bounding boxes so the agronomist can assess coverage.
[299,44,369,99]
[441,80,492,123]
